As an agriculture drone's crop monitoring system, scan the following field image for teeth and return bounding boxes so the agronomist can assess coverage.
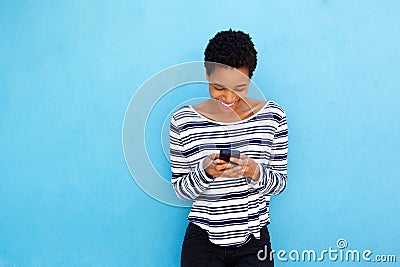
[221,101,235,107]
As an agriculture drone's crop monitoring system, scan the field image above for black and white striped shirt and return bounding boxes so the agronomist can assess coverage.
[170,100,288,247]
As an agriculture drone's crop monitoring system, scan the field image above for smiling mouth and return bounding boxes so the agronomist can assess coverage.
[220,101,236,107]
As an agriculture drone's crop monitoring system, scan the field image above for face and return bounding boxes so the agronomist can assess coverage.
[206,66,250,113]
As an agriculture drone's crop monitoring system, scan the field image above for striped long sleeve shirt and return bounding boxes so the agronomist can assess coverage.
[170,100,288,247]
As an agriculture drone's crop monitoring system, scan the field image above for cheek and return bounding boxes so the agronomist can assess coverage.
[238,90,248,99]
[232,92,245,100]
[209,88,221,98]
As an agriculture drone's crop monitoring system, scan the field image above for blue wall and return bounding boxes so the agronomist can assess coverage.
[1,1,399,266]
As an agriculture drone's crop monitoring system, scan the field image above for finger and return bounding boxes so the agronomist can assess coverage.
[239,154,249,160]
[220,165,243,177]
[225,162,240,170]
[228,157,244,166]
[203,159,215,169]
[215,163,228,171]
[225,161,243,170]
[214,158,227,164]
[208,153,218,160]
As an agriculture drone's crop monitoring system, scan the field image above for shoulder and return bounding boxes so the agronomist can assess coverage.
[245,98,286,118]
[265,100,286,118]
[264,100,286,124]
[172,105,193,120]
[171,105,201,128]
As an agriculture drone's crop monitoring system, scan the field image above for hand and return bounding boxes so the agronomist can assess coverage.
[203,153,243,178]
[203,153,260,180]
[229,155,261,181]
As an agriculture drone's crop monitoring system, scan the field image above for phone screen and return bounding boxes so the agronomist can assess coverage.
[219,149,240,163]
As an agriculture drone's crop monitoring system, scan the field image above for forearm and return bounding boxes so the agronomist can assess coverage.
[248,162,287,195]
[171,160,215,200]
[250,111,288,195]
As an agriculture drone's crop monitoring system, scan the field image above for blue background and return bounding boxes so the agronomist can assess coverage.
[1,0,399,266]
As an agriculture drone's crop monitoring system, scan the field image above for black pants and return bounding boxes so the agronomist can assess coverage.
[181,223,274,267]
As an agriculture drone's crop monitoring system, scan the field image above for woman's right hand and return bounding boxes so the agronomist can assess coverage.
[203,153,244,178]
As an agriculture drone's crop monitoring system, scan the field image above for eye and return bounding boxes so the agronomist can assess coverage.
[233,87,247,93]
[212,84,225,90]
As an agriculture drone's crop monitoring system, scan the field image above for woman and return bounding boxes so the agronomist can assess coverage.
[170,29,288,267]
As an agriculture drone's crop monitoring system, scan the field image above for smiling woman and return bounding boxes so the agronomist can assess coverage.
[195,65,266,122]
[169,29,288,267]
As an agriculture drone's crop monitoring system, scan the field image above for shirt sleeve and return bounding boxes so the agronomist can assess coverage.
[169,115,215,200]
[248,112,288,195]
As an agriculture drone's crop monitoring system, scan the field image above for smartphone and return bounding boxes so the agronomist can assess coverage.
[219,149,241,164]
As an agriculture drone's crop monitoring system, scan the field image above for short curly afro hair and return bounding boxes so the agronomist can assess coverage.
[204,29,258,78]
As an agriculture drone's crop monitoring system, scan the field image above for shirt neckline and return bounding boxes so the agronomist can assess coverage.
[188,100,269,125]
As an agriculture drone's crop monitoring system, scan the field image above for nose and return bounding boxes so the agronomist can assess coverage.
[221,89,237,103]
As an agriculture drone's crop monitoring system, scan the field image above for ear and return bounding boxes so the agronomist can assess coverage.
[205,71,210,81]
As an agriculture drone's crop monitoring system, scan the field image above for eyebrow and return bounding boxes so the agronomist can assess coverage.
[234,83,248,88]
[211,82,248,89]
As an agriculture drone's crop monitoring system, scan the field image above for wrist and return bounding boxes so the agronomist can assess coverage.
[205,168,214,179]
[250,163,261,181]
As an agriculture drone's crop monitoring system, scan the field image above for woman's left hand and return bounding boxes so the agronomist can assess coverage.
[220,154,261,181]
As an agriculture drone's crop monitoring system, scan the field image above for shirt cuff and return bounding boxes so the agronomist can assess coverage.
[199,159,215,183]
[248,162,264,189]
